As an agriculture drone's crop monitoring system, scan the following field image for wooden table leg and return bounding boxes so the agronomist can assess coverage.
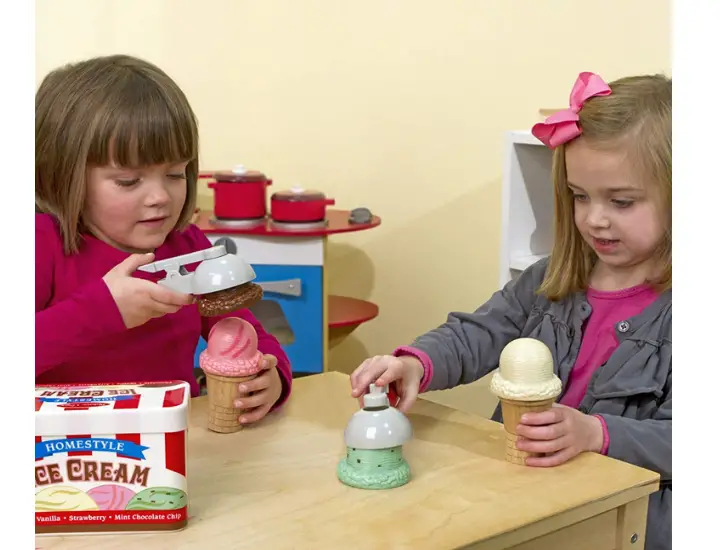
[462,495,651,550]
[615,497,650,550]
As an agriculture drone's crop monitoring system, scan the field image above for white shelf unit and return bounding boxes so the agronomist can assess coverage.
[499,130,555,287]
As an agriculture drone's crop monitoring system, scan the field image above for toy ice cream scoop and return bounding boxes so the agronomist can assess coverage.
[337,384,412,490]
[199,317,264,433]
[137,237,264,317]
[490,338,562,465]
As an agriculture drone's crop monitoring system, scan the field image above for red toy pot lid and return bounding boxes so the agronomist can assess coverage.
[213,165,268,183]
[271,186,328,202]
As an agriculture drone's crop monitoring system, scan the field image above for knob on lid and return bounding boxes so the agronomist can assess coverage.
[363,384,389,408]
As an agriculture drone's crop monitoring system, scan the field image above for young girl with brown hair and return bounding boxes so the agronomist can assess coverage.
[35,54,292,424]
[350,72,672,549]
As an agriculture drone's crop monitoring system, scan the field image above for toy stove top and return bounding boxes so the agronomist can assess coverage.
[269,219,328,231]
[209,216,329,231]
[209,216,266,229]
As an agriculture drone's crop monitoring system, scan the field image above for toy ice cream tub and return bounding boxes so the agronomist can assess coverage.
[34,380,190,535]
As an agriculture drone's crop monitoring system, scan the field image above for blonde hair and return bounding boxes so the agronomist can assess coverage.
[539,74,672,300]
[35,54,199,254]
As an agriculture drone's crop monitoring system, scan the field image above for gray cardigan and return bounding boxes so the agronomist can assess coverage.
[409,258,671,550]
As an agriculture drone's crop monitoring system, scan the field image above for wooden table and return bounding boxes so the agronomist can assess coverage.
[38,372,660,550]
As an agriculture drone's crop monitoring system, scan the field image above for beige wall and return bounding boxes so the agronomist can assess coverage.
[36,0,670,417]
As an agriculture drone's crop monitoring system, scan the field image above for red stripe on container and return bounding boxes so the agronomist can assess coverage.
[115,394,142,460]
[113,394,141,410]
[163,387,186,408]
[163,389,187,476]
[164,430,186,477]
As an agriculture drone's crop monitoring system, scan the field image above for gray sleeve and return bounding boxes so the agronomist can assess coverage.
[409,258,548,392]
[599,369,672,481]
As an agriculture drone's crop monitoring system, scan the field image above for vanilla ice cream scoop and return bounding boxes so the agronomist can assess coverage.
[490,338,562,401]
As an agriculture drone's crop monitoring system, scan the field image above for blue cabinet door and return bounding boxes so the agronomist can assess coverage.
[194,264,324,375]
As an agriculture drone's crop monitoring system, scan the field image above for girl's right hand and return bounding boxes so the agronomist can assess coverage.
[350,354,425,413]
[102,253,195,329]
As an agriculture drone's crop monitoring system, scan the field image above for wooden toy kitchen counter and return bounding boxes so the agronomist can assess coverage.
[192,168,381,383]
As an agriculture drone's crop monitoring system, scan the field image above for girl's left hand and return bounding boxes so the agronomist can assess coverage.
[233,354,282,425]
[515,404,605,467]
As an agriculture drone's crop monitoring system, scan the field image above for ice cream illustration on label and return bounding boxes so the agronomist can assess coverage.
[126,487,188,510]
[35,381,190,534]
[87,485,136,510]
[35,486,99,512]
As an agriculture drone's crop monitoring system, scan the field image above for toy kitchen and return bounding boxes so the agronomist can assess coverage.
[192,165,382,387]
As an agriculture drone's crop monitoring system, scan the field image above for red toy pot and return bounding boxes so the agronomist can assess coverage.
[207,166,272,220]
[270,187,335,223]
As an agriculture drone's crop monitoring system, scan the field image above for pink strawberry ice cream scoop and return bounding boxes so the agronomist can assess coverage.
[200,317,263,377]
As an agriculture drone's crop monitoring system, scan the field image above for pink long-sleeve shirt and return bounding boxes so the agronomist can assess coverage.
[35,213,292,405]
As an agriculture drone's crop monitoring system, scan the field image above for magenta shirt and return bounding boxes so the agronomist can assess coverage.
[557,284,658,454]
[35,213,292,405]
[559,284,658,409]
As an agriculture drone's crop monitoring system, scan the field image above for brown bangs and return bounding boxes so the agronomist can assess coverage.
[86,69,198,169]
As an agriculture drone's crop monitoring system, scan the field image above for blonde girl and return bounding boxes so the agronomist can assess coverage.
[351,72,672,550]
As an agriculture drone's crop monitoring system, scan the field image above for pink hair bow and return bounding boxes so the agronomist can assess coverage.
[531,72,612,149]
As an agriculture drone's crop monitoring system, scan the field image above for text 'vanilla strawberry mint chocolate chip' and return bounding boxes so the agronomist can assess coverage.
[34,381,190,535]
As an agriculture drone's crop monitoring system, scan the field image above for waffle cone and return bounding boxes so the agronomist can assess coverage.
[499,397,556,465]
[205,372,257,433]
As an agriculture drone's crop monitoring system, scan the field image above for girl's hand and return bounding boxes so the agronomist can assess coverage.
[103,253,195,329]
[350,355,425,413]
[233,354,282,425]
[515,404,605,467]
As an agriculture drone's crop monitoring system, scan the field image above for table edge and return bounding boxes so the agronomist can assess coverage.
[458,479,660,549]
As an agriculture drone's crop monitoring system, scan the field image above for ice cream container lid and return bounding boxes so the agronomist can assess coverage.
[271,186,328,202]
[35,381,190,437]
[212,164,268,183]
